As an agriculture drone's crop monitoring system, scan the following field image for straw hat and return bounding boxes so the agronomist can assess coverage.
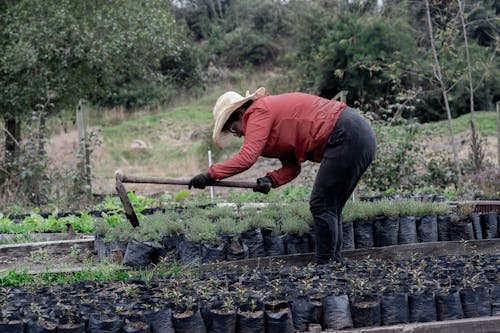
[212,87,266,149]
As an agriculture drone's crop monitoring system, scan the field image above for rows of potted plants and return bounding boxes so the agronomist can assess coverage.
[0,251,499,332]
[94,199,499,268]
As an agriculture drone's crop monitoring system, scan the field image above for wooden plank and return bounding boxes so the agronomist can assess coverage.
[325,315,500,333]
[344,238,500,261]
[0,238,94,257]
[23,264,131,275]
[0,233,93,243]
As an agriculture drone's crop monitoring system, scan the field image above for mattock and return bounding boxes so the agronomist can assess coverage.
[115,171,257,227]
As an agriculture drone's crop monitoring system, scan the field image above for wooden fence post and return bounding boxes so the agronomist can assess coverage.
[76,99,92,199]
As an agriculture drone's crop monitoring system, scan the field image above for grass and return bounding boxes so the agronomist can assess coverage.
[424,111,497,137]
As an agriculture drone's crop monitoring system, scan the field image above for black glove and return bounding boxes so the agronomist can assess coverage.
[188,173,212,189]
[253,176,273,194]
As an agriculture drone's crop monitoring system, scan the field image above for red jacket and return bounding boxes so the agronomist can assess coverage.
[208,93,346,187]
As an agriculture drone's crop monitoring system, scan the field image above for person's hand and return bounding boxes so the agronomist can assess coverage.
[253,176,273,194]
[188,173,212,189]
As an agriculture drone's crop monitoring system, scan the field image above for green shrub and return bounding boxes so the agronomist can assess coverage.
[216,217,243,235]
[203,206,234,222]
[138,211,184,242]
[184,214,219,244]
[240,210,274,231]
[106,219,135,242]
[285,201,313,226]
[280,210,310,236]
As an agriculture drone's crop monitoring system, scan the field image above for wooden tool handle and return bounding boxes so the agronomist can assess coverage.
[115,172,256,189]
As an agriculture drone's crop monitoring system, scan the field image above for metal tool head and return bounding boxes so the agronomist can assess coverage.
[115,171,140,227]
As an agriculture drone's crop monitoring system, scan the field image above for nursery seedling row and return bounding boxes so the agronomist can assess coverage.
[1,250,499,332]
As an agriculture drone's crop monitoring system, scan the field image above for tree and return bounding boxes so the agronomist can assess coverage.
[0,0,197,194]
[458,0,483,174]
[297,7,420,112]
[424,0,461,183]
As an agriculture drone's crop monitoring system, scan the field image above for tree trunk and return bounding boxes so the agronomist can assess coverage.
[458,0,482,174]
[4,117,21,162]
[204,0,218,19]
[425,0,462,186]
[37,110,47,157]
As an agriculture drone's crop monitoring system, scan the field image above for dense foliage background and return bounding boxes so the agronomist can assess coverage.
[0,0,498,210]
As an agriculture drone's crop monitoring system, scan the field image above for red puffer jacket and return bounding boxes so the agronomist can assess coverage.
[208,92,346,187]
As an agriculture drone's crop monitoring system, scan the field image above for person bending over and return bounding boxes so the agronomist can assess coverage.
[189,87,376,264]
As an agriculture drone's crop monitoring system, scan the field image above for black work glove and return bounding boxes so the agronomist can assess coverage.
[188,173,212,189]
[253,176,273,194]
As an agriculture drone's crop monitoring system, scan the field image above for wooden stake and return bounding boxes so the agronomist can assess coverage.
[76,99,92,198]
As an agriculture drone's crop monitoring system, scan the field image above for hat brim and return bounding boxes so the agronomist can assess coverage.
[212,87,265,149]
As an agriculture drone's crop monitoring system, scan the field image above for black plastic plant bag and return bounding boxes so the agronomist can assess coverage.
[409,291,436,323]
[309,227,316,252]
[437,215,452,241]
[177,240,201,264]
[144,308,175,333]
[26,320,57,333]
[322,294,353,330]
[264,306,293,333]
[398,216,417,244]
[491,285,500,316]
[380,293,409,325]
[123,240,155,268]
[262,229,285,256]
[373,216,399,247]
[460,286,491,318]
[161,234,185,250]
[449,221,474,241]
[89,315,124,333]
[173,309,207,333]
[236,300,265,333]
[498,214,500,236]
[123,320,150,333]
[111,239,129,254]
[481,212,498,239]
[201,242,226,263]
[353,219,374,249]
[57,323,86,333]
[435,291,464,321]
[471,213,483,240]
[285,234,311,254]
[94,235,109,260]
[236,310,264,333]
[417,215,438,242]
[290,296,322,332]
[342,221,355,250]
[225,236,249,261]
[350,295,381,328]
[0,321,24,333]
[205,308,236,333]
[240,229,265,258]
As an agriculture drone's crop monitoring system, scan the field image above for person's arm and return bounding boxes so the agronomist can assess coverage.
[265,158,301,187]
[208,108,272,180]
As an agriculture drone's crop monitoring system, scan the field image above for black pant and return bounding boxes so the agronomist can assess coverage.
[310,107,377,263]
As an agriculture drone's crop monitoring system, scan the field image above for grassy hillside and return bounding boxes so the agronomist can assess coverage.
[46,82,498,197]
[424,111,497,137]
